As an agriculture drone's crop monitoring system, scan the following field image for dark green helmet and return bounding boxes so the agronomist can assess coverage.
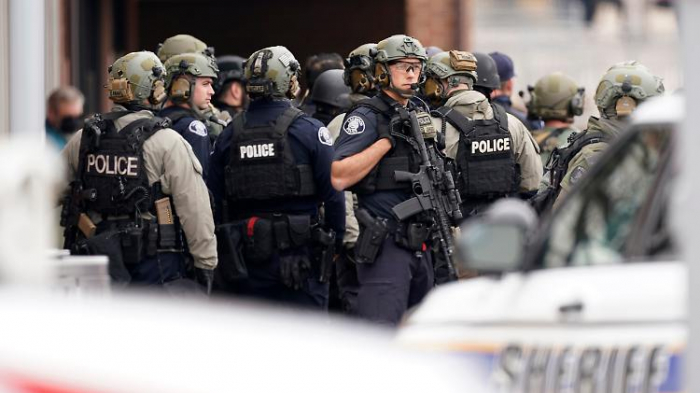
[595,61,664,118]
[244,46,301,99]
[472,52,500,91]
[426,50,478,84]
[163,53,218,87]
[157,34,212,63]
[374,34,428,64]
[106,51,166,105]
[528,72,585,121]
[310,69,351,108]
[214,55,245,95]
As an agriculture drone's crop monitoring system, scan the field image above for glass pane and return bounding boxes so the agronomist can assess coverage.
[543,125,671,269]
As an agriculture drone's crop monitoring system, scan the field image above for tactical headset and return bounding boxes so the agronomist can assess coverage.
[343,55,374,94]
[422,51,477,107]
[527,85,585,120]
[169,60,195,102]
[107,64,166,105]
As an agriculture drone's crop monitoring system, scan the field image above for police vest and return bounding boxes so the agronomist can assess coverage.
[531,129,611,214]
[77,112,167,217]
[434,103,519,200]
[225,106,317,204]
[346,96,421,195]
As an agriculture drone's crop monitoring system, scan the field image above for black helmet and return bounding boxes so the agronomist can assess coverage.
[310,69,351,109]
[214,55,245,95]
[473,52,500,91]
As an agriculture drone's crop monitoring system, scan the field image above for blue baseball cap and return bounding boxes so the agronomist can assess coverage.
[489,51,515,81]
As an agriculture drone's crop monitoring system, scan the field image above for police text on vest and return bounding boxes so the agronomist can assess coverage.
[86,154,139,177]
[471,138,511,155]
[240,143,275,159]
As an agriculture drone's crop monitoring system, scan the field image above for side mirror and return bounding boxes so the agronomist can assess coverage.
[457,199,538,274]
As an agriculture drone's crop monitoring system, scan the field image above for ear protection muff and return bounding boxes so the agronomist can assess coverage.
[169,60,193,101]
[349,69,372,93]
[569,87,585,116]
[422,76,445,107]
[525,85,537,116]
[150,79,167,105]
[374,62,390,89]
[287,73,300,99]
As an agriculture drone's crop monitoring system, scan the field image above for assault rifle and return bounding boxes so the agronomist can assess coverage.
[60,181,96,250]
[391,109,463,280]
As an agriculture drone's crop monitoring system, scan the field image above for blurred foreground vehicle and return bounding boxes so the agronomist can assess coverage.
[398,95,684,392]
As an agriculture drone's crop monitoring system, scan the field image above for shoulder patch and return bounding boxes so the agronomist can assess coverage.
[318,127,333,146]
[569,165,587,185]
[342,115,366,135]
[188,120,208,137]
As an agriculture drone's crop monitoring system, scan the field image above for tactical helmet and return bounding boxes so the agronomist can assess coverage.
[528,72,585,121]
[373,35,427,94]
[163,52,219,101]
[594,60,665,118]
[343,43,377,94]
[472,52,500,91]
[244,46,301,99]
[106,51,166,105]
[214,55,245,95]
[157,34,212,63]
[423,50,478,106]
[310,69,351,108]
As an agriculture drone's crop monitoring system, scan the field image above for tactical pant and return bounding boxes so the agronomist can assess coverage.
[230,246,329,310]
[334,246,359,314]
[354,237,434,325]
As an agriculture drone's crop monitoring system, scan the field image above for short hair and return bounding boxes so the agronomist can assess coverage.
[304,53,344,89]
[47,86,85,112]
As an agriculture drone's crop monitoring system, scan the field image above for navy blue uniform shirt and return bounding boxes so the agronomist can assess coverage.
[159,106,212,177]
[208,98,345,240]
[492,95,544,131]
[332,94,411,220]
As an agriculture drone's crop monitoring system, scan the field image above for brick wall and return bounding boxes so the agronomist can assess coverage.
[405,0,472,51]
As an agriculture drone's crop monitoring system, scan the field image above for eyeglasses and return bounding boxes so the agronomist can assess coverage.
[390,61,423,74]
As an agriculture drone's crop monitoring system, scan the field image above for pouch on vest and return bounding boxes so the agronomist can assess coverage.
[74,229,131,284]
[215,222,248,283]
[121,225,144,264]
[243,217,274,263]
[354,208,389,264]
[395,222,431,252]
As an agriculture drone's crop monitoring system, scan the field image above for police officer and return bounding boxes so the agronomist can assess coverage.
[297,52,345,115]
[527,72,585,166]
[426,51,542,216]
[159,52,218,177]
[60,51,217,291]
[324,43,377,314]
[157,34,229,139]
[489,51,541,131]
[208,46,345,309]
[331,34,435,325]
[309,69,352,126]
[213,55,248,118]
[536,61,665,212]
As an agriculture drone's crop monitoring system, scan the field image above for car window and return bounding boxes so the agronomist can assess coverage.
[542,125,671,269]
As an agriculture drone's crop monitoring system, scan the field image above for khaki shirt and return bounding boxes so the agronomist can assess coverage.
[328,112,359,245]
[61,107,218,270]
[434,89,543,192]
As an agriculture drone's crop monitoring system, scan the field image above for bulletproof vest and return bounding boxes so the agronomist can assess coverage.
[347,96,421,195]
[225,106,317,204]
[435,103,519,200]
[77,112,167,217]
[532,129,611,214]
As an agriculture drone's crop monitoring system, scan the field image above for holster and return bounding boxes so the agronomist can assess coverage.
[73,229,131,284]
[311,226,336,283]
[354,208,389,264]
[394,221,431,252]
[215,222,248,283]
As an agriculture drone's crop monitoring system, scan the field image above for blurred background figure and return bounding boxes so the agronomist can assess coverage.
[425,46,444,57]
[213,55,248,117]
[45,86,84,150]
[527,72,586,166]
[489,51,542,131]
[297,52,344,114]
[310,69,352,126]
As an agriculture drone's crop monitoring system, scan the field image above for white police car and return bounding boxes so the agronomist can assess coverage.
[397,94,684,393]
